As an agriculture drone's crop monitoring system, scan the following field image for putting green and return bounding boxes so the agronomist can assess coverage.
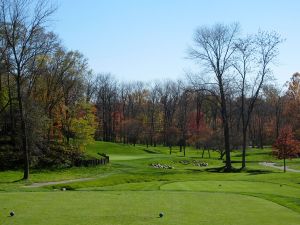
[0,191,299,225]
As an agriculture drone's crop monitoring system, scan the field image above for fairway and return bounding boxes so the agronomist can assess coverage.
[1,191,300,225]
[1,142,300,225]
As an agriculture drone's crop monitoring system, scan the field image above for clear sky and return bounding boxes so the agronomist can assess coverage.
[54,0,300,84]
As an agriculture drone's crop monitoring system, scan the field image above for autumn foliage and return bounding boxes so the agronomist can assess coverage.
[273,126,300,160]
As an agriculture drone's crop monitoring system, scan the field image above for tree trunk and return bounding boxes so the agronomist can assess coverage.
[219,80,231,171]
[241,129,247,168]
[7,73,15,144]
[16,76,29,180]
[283,157,286,173]
[224,121,231,171]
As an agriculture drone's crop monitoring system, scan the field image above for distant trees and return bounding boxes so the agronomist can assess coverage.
[121,119,143,146]
[285,73,300,139]
[1,12,296,174]
[95,74,118,142]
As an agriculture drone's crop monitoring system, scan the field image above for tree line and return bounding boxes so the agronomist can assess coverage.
[0,0,299,179]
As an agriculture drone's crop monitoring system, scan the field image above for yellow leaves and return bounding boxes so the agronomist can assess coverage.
[70,102,97,148]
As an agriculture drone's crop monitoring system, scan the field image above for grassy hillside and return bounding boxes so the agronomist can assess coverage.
[0,141,299,225]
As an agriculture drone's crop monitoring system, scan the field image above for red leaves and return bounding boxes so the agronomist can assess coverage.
[272,126,300,159]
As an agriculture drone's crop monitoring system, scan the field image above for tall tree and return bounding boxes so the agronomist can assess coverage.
[234,31,282,168]
[189,23,239,170]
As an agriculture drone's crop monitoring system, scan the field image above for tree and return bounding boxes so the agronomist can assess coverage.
[177,87,189,156]
[273,126,300,172]
[165,126,179,154]
[121,119,143,146]
[189,23,239,170]
[158,80,180,146]
[234,31,282,168]
[263,84,284,139]
[95,73,118,142]
[285,73,300,139]
[145,83,160,147]
[70,102,97,149]
[0,0,56,179]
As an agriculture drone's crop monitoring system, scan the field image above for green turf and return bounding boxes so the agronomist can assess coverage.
[1,191,299,225]
[0,141,299,224]
[161,181,300,197]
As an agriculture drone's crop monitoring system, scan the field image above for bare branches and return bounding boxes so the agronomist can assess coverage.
[0,0,57,179]
[189,23,239,78]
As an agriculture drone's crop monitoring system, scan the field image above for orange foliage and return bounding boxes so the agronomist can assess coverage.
[273,126,300,159]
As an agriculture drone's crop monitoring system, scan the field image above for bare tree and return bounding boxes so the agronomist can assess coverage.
[189,23,239,170]
[158,80,180,146]
[177,80,189,156]
[234,32,282,168]
[95,73,118,142]
[145,82,160,146]
[84,70,97,103]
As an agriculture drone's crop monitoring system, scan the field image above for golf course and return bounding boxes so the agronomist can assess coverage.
[0,141,299,225]
[1,0,300,224]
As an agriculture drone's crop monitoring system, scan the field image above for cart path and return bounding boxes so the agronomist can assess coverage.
[24,177,95,188]
[259,162,300,172]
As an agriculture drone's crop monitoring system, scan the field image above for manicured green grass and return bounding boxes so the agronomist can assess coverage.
[0,141,300,224]
[162,180,300,198]
[86,141,164,160]
[1,191,300,225]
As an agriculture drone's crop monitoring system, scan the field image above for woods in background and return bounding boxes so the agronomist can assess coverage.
[0,0,299,178]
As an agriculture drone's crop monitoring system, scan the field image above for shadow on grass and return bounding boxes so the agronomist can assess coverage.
[185,168,205,173]
[13,178,24,183]
[234,151,272,157]
[204,166,242,173]
[143,149,160,154]
[0,178,24,184]
[246,169,275,175]
[231,160,266,163]
[204,166,274,174]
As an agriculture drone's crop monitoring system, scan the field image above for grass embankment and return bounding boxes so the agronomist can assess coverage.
[0,141,299,225]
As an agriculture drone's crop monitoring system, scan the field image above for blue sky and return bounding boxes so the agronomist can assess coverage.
[54,0,300,84]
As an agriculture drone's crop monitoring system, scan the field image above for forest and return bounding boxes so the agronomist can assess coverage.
[0,0,300,180]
